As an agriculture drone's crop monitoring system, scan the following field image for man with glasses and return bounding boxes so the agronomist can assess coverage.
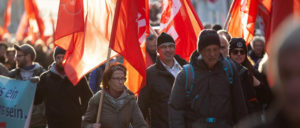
[138,32,187,128]
[8,44,46,128]
[169,30,247,128]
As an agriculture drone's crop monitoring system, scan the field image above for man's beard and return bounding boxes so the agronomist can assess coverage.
[17,61,26,68]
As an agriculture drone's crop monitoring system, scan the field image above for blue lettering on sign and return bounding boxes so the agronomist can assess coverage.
[5,87,18,100]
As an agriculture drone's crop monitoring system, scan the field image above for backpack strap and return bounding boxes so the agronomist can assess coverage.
[222,58,234,85]
[183,64,195,98]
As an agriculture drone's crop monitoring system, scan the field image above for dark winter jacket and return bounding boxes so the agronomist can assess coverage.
[138,55,187,128]
[248,50,264,69]
[0,63,8,76]
[82,89,148,128]
[236,63,260,114]
[8,63,47,128]
[169,52,248,128]
[252,69,273,108]
[236,108,292,128]
[34,63,93,128]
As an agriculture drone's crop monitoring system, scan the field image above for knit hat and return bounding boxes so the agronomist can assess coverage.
[197,30,220,52]
[14,44,36,61]
[53,47,66,59]
[157,32,175,47]
[229,38,247,52]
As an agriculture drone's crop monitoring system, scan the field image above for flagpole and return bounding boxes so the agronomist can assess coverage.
[96,47,111,123]
[224,0,235,29]
[96,0,121,124]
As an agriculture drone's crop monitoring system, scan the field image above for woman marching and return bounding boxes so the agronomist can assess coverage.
[82,62,148,128]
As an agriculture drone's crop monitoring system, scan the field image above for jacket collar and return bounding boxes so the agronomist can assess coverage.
[155,55,187,72]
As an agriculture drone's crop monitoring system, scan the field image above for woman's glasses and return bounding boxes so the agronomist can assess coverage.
[111,77,127,81]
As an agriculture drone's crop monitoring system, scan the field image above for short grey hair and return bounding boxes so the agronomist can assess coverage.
[250,36,265,48]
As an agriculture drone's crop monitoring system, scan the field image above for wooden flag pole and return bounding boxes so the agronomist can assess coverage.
[96,0,121,123]
[224,0,235,30]
[96,47,112,123]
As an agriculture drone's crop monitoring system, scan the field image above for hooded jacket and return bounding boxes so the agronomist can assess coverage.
[169,51,248,128]
[35,63,92,128]
[82,89,148,128]
[138,55,187,128]
[8,62,45,80]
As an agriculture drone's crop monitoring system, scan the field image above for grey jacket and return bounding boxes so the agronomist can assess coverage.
[82,90,148,128]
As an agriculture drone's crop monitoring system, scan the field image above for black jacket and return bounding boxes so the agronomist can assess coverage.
[236,63,260,114]
[236,108,292,128]
[35,63,92,128]
[138,55,187,128]
[169,52,248,128]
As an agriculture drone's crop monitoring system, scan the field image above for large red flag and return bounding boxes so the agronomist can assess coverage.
[55,0,118,85]
[3,0,12,33]
[267,0,300,44]
[24,0,45,40]
[259,0,272,13]
[54,0,86,85]
[226,0,259,45]
[257,0,271,40]
[160,0,203,61]
[110,0,149,94]
[54,0,84,50]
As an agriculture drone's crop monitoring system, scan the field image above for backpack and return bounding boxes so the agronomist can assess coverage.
[183,57,234,101]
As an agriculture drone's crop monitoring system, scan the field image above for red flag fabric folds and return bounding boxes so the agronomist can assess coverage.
[160,0,203,61]
[110,0,149,94]
[55,0,118,85]
[227,0,259,45]
[3,0,12,33]
[24,0,45,39]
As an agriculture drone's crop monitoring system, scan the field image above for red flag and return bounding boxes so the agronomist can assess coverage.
[226,0,259,45]
[259,0,272,13]
[24,0,45,39]
[3,0,12,33]
[55,0,119,85]
[266,0,300,45]
[160,0,203,61]
[110,0,149,94]
[259,0,300,87]
[54,0,85,85]
[16,13,29,41]
[257,1,271,39]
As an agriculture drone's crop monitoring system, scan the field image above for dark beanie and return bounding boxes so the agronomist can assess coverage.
[157,32,175,47]
[197,30,220,52]
[53,47,66,59]
[229,38,247,52]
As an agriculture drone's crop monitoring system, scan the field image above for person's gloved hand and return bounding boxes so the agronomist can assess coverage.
[30,76,40,83]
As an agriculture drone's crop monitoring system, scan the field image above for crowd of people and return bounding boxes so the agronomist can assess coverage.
[0,18,299,128]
